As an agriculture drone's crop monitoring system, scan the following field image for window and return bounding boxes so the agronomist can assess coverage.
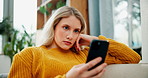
[113,0,129,46]
[0,0,3,54]
[113,0,141,48]
[13,0,37,34]
[0,0,3,22]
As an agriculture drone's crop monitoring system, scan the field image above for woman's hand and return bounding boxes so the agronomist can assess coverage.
[66,57,107,78]
[76,34,98,51]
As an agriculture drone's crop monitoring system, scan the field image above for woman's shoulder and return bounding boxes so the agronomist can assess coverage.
[15,46,42,57]
[13,46,44,63]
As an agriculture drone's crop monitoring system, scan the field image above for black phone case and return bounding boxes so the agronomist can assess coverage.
[86,39,109,70]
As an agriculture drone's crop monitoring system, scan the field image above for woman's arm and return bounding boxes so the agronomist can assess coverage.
[76,34,141,64]
[8,53,32,78]
[8,47,34,78]
[76,34,98,51]
[98,35,141,64]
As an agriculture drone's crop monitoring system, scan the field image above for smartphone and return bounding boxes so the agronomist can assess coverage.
[86,39,109,70]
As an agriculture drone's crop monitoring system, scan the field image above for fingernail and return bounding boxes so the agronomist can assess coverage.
[97,57,102,60]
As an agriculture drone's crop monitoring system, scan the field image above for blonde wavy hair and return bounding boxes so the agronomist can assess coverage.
[38,6,86,52]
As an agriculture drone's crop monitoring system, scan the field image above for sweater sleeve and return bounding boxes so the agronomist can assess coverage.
[98,35,141,64]
[8,48,33,78]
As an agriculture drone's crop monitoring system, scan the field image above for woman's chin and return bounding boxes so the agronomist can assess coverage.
[60,46,72,50]
[59,45,72,50]
[62,47,70,50]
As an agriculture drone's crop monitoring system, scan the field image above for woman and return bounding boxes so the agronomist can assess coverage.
[8,6,141,78]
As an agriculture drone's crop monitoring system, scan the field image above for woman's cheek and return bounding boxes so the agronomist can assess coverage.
[74,34,79,41]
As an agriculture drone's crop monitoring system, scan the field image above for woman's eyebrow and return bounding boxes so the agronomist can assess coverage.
[75,28,81,31]
[62,23,81,30]
[62,23,70,27]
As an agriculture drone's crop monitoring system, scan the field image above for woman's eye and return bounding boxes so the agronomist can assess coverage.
[63,26,69,30]
[74,30,80,33]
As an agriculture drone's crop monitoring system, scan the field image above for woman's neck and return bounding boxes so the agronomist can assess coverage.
[47,41,58,49]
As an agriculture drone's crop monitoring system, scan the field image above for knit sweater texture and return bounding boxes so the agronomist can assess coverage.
[8,35,141,78]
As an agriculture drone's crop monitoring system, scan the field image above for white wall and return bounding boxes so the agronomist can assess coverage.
[0,55,10,73]
[140,0,148,63]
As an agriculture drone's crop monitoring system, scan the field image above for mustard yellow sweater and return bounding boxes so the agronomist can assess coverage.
[8,36,141,78]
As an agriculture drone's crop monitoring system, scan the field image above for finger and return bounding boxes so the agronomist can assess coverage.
[88,63,107,77]
[76,36,81,51]
[92,69,106,78]
[80,57,102,72]
[87,57,103,69]
[94,63,107,71]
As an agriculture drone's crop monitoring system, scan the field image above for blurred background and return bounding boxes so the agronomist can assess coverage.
[0,0,147,77]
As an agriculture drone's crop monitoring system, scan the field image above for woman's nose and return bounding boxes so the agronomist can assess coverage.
[66,32,73,40]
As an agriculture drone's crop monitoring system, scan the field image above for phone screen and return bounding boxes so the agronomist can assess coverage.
[86,39,109,70]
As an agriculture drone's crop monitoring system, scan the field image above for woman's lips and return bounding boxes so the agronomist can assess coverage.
[63,41,72,45]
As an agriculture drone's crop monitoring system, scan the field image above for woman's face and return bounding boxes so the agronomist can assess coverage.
[53,15,81,50]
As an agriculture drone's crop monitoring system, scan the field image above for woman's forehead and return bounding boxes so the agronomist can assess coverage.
[59,16,82,28]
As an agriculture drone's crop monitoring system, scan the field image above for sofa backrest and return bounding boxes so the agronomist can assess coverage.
[101,64,148,78]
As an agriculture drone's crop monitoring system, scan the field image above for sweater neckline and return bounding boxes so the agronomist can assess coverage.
[40,46,72,53]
